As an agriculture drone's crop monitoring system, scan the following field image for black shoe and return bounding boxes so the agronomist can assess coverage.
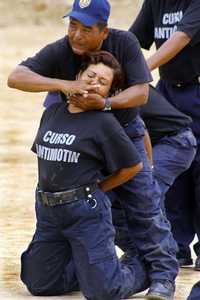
[120,252,150,294]
[176,250,193,267]
[194,255,200,271]
[146,280,175,300]
[178,257,193,267]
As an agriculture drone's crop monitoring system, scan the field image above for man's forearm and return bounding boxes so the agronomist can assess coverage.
[147,31,191,71]
[109,83,149,109]
[7,66,62,92]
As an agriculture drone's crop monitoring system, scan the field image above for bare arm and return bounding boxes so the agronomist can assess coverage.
[109,83,149,108]
[69,83,149,111]
[99,162,142,192]
[147,31,191,71]
[143,129,153,166]
[7,66,61,92]
[7,65,99,95]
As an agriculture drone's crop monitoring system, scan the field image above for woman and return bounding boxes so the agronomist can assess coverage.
[20,51,148,300]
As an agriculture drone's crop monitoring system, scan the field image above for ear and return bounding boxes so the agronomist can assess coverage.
[102,27,109,40]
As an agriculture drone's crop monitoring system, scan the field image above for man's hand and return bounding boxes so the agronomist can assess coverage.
[59,79,100,97]
[69,93,105,111]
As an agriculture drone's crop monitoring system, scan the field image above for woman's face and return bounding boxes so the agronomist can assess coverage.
[80,63,114,97]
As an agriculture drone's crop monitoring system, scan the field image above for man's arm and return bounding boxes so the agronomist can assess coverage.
[7,66,61,92]
[7,65,99,95]
[109,83,149,108]
[147,31,191,71]
[69,83,149,111]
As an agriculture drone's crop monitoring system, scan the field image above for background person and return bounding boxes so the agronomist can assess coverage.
[140,85,197,213]
[109,85,196,300]
[130,0,200,270]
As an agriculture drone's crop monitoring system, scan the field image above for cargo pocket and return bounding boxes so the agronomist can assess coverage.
[78,191,116,264]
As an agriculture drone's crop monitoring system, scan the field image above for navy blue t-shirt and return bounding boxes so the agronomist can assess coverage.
[32,103,141,192]
[130,0,200,84]
[140,86,192,145]
[20,28,152,125]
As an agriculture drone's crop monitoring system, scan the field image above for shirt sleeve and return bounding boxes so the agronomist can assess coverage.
[31,103,60,153]
[20,43,57,77]
[31,118,43,154]
[98,115,141,174]
[177,0,200,44]
[124,32,152,86]
[129,0,154,50]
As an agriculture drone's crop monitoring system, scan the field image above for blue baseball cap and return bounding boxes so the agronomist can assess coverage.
[63,0,110,26]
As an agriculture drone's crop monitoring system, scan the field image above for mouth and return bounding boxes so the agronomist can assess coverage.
[88,88,100,94]
[71,43,87,54]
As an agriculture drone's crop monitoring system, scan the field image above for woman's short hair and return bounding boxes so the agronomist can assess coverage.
[80,51,124,95]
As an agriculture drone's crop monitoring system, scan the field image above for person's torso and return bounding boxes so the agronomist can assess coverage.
[151,0,200,83]
[32,103,110,192]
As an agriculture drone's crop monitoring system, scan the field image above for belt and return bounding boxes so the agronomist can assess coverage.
[172,76,200,88]
[37,183,97,207]
[166,127,190,138]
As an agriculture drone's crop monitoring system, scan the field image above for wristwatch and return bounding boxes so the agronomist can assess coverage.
[102,98,112,111]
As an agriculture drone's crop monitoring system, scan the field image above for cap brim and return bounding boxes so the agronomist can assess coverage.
[63,11,98,26]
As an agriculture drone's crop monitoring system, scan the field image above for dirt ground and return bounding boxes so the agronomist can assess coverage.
[0,1,199,299]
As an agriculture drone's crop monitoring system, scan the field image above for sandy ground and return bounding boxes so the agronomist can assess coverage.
[0,1,199,299]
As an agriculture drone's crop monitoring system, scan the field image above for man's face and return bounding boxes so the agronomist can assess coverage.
[68,18,108,55]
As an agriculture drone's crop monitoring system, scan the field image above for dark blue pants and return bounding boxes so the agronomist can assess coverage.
[153,128,197,214]
[21,189,148,299]
[157,80,200,257]
[166,149,200,257]
[44,93,179,283]
[187,281,200,300]
[110,116,178,283]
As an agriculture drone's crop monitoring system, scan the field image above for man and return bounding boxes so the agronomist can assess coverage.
[140,85,197,212]
[8,1,178,299]
[130,0,200,270]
